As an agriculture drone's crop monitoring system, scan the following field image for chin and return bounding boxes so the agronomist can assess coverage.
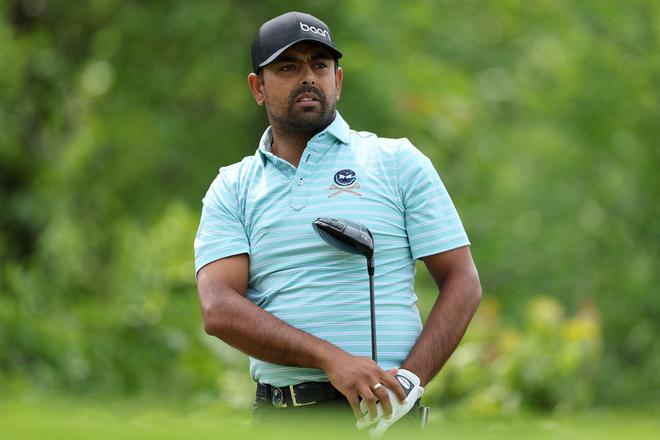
[298,109,323,120]
[273,105,336,133]
[290,109,324,123]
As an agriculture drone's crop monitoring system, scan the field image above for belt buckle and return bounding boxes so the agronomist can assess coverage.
[289,384,316,407]
[271,386,287,408]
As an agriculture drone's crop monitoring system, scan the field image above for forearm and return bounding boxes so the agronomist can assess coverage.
[401,273,481,386]
[195,256,406,418]
[201,287,341,370]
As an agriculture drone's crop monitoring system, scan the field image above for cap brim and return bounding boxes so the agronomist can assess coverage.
[257,38,343,70]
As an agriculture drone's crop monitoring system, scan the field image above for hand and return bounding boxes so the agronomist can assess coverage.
[356,369,425,438]
[322,350,405,421]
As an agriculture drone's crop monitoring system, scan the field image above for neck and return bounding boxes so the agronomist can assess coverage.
[270,130,310,168]
[268,112,336,168]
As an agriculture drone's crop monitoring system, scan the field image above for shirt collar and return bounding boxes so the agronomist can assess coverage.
[257,111,350,166]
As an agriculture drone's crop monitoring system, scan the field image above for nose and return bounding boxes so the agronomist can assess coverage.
[300,62,316,85]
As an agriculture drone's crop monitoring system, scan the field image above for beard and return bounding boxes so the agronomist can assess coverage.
[266,85,337,138]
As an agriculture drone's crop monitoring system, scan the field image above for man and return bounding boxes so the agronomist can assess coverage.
[194,11,481,436]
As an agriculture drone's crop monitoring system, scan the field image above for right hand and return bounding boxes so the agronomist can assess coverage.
[356,369,425,438]
[322,350,405,422]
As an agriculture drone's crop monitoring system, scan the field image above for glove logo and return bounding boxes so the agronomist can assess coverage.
[397,376,412,390]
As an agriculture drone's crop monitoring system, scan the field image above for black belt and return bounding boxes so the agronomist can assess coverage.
[256,381,343,408]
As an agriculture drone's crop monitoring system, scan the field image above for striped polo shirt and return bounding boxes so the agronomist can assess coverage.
[194,111,470,386]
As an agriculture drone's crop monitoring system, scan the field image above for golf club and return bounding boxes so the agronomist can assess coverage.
[312,217,377,362]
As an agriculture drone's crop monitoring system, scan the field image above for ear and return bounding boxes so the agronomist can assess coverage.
[335,66,343,101]
[247,73,265,106]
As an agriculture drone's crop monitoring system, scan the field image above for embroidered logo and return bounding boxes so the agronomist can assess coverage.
[329,169,361,197]
[300,22,331,41]
[334,169,356,186]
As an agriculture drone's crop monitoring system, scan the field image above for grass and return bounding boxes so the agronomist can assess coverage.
[2,396,659,439]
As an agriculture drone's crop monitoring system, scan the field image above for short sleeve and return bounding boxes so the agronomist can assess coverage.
[194,169,250,275]
[398,139,470,259]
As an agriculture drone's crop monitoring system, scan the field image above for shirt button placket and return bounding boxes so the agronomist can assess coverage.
[291,172,306,211]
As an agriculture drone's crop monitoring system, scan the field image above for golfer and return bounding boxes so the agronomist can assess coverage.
[194,11,482,435]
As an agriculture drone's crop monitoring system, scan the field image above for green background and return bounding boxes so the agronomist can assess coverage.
[1,0,658,434]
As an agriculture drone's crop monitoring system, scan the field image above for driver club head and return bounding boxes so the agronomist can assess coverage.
[312,218,374,259]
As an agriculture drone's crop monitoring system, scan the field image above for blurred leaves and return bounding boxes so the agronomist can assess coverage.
[1,0,659,409]
[426,296,602,414]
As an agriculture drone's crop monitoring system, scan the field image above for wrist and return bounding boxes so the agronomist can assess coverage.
[397,368,421,387]
[400,364,429,386]
[314,340,346,372]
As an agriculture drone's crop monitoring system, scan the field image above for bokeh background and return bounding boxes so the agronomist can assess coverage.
[1,0,659,437]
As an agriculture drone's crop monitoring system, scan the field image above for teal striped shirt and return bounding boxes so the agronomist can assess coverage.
[194,112,470,386]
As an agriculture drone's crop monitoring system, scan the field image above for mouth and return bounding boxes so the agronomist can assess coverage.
[295,93,321,104]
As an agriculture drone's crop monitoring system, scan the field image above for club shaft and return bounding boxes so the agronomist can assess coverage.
[369,273,377,363]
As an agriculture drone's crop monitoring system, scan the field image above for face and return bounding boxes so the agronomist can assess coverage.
[248,43,343,136]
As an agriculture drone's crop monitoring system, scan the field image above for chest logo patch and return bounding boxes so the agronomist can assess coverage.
[334,169,356,186]
[329,169,362,197]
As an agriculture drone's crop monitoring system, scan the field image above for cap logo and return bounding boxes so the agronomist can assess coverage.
[300,22,331,41]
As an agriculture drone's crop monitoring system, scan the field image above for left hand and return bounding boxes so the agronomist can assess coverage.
[356,368,425,438]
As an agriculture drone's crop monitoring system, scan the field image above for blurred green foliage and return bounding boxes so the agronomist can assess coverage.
[426,296,602,413]
[1,0,658,411]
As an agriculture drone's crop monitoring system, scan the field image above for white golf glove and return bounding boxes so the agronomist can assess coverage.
[356,368,424,438]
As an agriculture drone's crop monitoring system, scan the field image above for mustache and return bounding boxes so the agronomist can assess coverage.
[288,85,327,105]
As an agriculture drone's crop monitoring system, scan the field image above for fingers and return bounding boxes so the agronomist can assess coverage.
[380,371,406,403]
[346,392,363,420]
[324,353,403,421]
[373,385,393,417]
[358,386,378,420]
[370,418,390,439]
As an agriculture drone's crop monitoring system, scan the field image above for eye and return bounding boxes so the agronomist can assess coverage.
[280,64,297,71]
[313,61,329,70]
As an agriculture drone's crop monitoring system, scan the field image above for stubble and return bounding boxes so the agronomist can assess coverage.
[267,85,337,139]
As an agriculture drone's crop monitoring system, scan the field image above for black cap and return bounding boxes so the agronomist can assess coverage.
[251,11,343,73]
